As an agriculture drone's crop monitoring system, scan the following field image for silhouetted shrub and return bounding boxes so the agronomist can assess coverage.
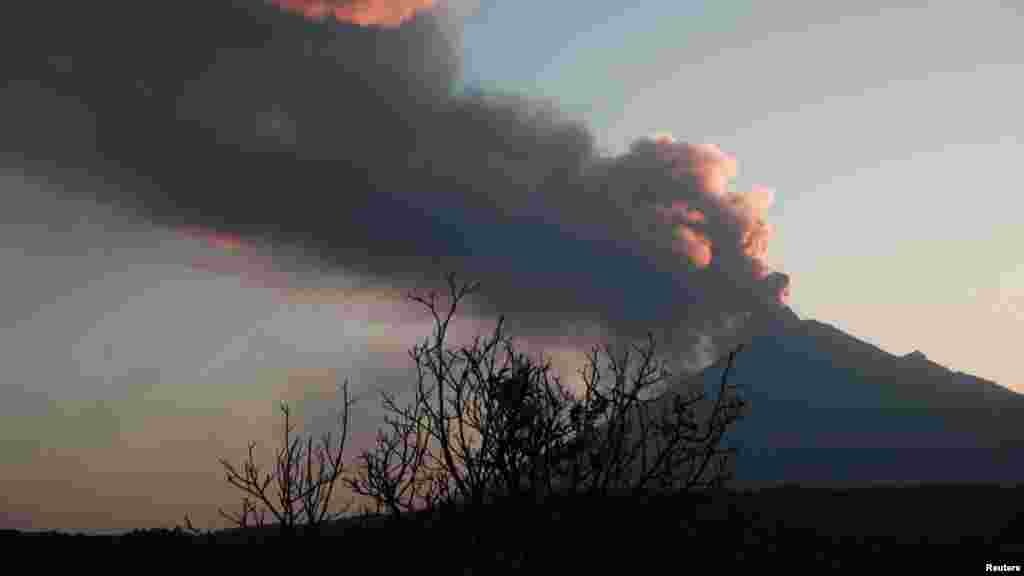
[216,382,354,536]
[347,273,746,519]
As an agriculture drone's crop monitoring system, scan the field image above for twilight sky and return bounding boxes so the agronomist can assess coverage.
[1,0,1020,533]
[459,0,1023,385]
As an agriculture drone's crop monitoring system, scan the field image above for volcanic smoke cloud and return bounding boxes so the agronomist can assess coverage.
[0,0,788,366]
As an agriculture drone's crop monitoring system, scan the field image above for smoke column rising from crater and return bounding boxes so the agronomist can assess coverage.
[648,136,790,307]
[0,0,792,372]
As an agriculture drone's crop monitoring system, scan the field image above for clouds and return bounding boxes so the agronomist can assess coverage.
[272,0,439,28]
[0,2,797,531]
[0,0,788,371]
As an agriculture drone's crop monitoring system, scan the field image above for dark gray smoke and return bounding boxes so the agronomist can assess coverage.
[0,0,789,367]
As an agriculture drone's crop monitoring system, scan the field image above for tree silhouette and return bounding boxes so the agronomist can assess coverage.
[348,273,747,520]
[217,381,354,536]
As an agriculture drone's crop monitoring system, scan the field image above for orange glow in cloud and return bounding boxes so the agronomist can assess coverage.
[685,209,706,224]
[178,226,247,253]
[672,225,713,269]
[178,225,420,322]
[650,135,789,304]
[271,0,438,28]
[178,226,293,293]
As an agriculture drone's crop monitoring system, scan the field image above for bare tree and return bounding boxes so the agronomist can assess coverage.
[218,380,354,536]
[345,388,437,518]
[349,273,747,519]
[559,339,746,497]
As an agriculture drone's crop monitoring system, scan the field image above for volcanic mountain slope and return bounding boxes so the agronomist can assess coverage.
[689,306,1024,485]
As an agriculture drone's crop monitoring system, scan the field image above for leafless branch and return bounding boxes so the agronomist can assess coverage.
[350,273,746,519]
[218,380,354,535]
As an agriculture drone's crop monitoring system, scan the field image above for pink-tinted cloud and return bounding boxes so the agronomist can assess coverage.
[272,0,438,28]
[610,136,790,307]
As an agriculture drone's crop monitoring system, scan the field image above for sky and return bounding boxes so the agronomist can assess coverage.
[0,0,1021,533]
[458,0,1023,384]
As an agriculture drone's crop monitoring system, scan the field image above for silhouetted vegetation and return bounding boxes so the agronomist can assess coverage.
[216,383,355,536]
[7,484,1024,572]
[8,274,1024,570]
[345,273,746,520]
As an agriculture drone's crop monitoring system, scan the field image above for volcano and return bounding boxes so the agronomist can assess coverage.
[692,306,1024,486]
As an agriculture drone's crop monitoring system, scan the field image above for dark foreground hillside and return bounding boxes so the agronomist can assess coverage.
[6,485,1024,569]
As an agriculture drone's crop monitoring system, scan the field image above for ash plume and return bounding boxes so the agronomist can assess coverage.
[0,0,789,369]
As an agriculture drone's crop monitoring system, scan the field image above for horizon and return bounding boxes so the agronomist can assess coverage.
[1,0,1021,533]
